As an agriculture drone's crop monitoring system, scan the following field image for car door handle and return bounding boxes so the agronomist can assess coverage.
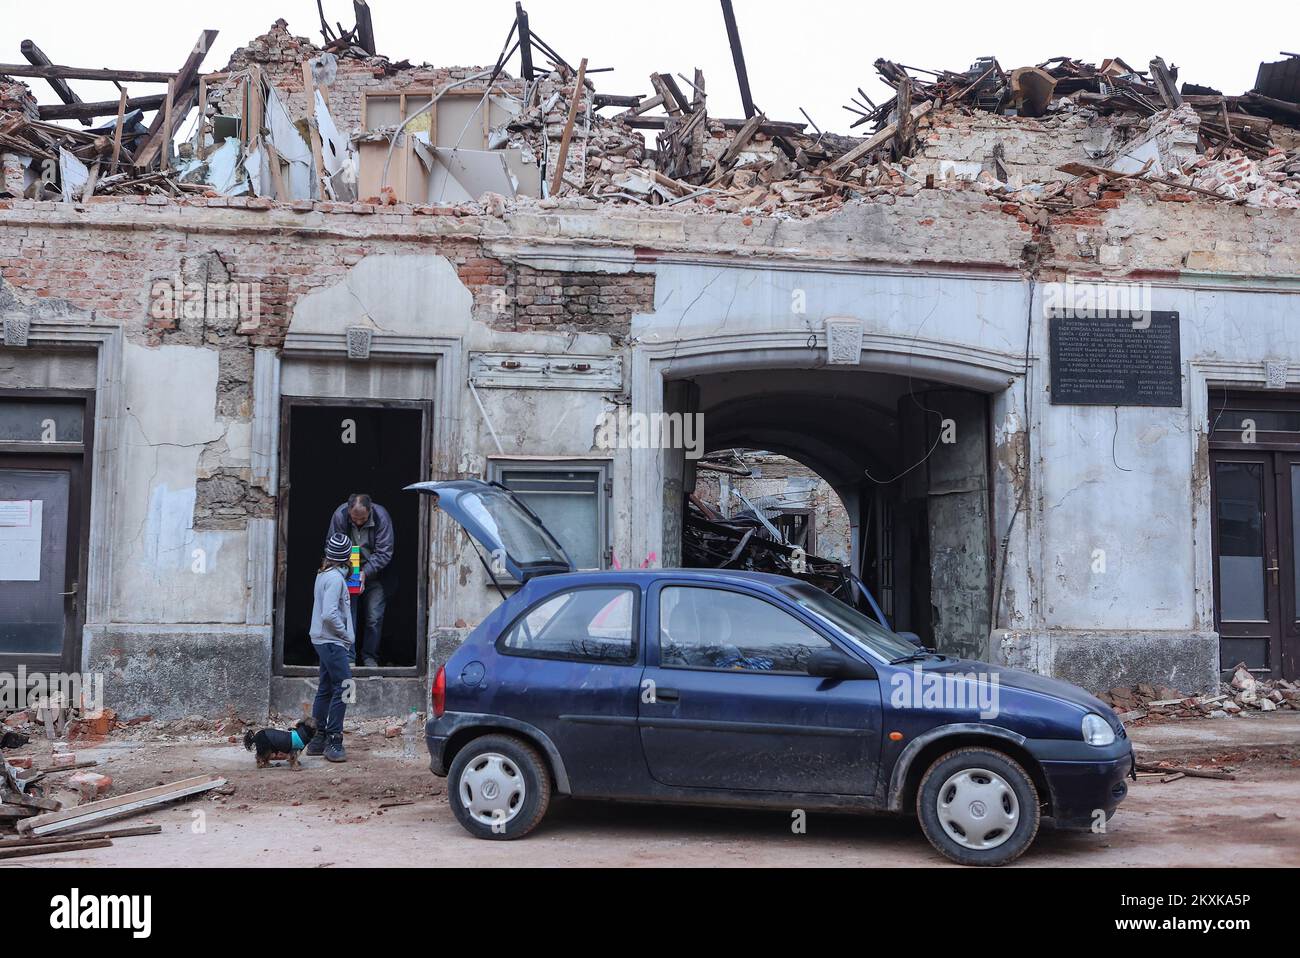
[654,688,680,703]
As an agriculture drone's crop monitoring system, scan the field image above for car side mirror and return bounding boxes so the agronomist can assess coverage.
[806,648,877,681]
[897,631,924,648]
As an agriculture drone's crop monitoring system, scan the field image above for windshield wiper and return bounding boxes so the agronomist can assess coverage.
[890,650,945,664]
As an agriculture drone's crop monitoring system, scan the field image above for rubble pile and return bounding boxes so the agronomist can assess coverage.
[1100,663,1300,724]
[503,67,646,197]
[530,52,1300,218]
[0,8,1298,218]
[682,494,864,606]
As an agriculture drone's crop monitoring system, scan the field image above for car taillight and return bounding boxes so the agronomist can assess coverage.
[431,665,446,718]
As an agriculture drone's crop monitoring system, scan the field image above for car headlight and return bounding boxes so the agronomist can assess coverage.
[1082,713,1115,746]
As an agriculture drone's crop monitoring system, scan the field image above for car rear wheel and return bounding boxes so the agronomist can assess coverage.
[448,734,551,840]
[916,746,1040,866]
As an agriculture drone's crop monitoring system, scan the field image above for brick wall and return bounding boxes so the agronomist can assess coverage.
[506,265,656,340]
[0,196,504,348]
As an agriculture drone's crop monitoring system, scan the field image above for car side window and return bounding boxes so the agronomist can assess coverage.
[501,587,636,663]
[658,586,833,673]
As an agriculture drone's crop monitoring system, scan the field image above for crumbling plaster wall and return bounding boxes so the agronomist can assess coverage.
[3,183,1299,702]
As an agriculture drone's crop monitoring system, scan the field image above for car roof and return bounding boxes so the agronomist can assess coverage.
[530,568,799,588]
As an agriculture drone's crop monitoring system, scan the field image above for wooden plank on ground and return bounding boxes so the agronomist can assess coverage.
[0,838,111,860]
[18,774,224,837]
[0,824,161,847]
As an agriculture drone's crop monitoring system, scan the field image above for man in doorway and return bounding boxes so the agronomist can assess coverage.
[325,493,394,668]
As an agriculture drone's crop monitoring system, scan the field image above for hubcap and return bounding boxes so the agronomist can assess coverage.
[935,767,1019,851]
[459,752,526,828]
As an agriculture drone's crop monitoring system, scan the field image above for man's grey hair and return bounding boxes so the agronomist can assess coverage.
[348,493,373,512]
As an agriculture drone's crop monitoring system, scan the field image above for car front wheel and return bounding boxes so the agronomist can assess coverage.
[916,746,1040,866]
[448,734,552,840]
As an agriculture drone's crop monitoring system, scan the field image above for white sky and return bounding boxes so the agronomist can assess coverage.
[2,0,1294,134]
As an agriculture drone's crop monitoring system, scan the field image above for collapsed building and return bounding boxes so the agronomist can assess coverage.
[2,6,1300,718]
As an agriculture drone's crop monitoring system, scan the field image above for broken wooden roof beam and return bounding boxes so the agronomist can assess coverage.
[719,0,757,119]
[20,40,90,126]
[134,28,218,171]
[38,92,170,122]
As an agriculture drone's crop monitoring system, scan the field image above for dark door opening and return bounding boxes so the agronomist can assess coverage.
[1209,389,1300,680]
[0,394,91,675]
[277,401,429,671]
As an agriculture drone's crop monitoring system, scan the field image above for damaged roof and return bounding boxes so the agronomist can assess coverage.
[1,5,1298,219]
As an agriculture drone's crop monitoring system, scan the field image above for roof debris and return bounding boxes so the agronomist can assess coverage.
[1,7,1298,219]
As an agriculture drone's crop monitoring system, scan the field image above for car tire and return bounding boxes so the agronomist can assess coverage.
[915,746,1040,866]
[448,734,552,840]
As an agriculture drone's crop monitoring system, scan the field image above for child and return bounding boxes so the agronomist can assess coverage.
[307,533,355,762]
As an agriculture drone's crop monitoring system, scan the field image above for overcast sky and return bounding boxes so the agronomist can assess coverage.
[3,0,1293,134]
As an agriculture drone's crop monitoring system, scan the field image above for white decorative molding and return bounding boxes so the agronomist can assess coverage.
[346,325,373,360]
[3,314,30,347]
[1265,360,1288,390]
[824,318,864,365]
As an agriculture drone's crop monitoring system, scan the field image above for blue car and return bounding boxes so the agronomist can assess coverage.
[410,479,1135,866]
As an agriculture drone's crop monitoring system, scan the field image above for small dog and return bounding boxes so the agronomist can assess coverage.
[243,719,317,769]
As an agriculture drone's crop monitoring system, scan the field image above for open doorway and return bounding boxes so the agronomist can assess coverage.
[275,400,429,672]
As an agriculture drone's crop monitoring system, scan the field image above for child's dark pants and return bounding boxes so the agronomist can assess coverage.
[311,641,353,736]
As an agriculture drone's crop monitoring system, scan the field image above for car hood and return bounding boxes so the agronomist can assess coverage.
[406,479,575,582]
[923,657,1112,714]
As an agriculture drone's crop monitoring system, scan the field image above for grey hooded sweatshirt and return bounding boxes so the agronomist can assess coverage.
[310,566,354,648]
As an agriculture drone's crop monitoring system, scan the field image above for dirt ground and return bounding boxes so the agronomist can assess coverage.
[4,714,1299,868]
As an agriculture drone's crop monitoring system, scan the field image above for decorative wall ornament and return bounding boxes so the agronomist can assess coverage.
[824,319,863,365]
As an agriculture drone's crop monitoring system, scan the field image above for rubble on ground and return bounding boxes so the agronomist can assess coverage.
[1100,664,1300,723]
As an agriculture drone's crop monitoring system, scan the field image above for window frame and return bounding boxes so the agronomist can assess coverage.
[496,583,641,666]
[655,583,838,676]
[487,458,611,575]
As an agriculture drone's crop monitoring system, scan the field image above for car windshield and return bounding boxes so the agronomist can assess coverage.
[779,583,919,661]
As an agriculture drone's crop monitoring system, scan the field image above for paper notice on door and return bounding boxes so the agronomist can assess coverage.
[0,499,42,581]
[0,499,33,526]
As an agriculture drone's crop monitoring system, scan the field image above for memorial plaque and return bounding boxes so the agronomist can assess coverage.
[1048,311,1181,406]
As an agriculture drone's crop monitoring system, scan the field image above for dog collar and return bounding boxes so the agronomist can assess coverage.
[290,730,305,750]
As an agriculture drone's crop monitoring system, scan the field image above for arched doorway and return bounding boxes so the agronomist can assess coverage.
[631,334,1024,661]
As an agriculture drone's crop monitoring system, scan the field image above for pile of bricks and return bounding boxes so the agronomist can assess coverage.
[1100,664,1300,724]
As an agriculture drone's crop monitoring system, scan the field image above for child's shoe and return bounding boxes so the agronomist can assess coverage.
[324,734,346,763]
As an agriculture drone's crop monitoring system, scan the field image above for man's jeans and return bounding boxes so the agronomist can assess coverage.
[349,578,387,664]
[312,641,353,736]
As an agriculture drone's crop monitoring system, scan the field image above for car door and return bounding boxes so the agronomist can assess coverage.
[638,580,882,796]
[479,582,650,798]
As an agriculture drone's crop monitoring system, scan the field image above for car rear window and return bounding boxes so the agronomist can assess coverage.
[500,587,636,663]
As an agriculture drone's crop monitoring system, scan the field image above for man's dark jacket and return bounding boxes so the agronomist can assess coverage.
[325,502,395,580]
